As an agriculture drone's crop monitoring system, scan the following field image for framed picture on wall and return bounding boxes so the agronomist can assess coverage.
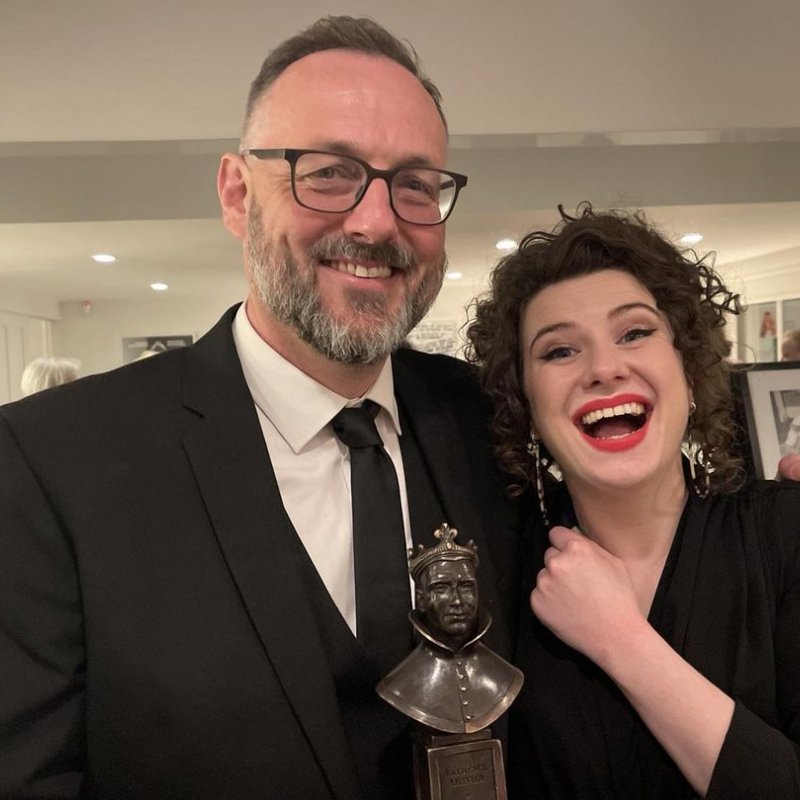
[734,362,800,479]
[121,335,194,364]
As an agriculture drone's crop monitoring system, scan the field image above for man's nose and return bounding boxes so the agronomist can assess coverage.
[342,178,400,244]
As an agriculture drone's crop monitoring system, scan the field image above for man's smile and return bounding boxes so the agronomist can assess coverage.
[323,259,394,279]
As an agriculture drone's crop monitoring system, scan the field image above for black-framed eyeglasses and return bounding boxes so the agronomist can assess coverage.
[240,148,468,225]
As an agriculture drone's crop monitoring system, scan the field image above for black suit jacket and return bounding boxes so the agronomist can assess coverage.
[0,306,522,799]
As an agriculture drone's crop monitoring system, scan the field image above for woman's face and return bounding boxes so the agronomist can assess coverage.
[521,269,691,495]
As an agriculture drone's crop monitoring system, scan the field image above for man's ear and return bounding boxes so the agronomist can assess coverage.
[414,586,425,611]
[218,153,249,240]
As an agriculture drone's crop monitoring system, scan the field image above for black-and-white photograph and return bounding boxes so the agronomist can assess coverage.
[737,363,800,477]
[771,388,800,456]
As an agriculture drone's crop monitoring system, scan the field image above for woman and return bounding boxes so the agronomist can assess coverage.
[466,205,800,798]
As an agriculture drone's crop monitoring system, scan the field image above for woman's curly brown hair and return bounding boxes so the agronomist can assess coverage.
[464,203,745,496]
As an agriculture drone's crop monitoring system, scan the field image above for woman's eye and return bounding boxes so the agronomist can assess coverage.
[541,345,575,362]
[620,327,656,344]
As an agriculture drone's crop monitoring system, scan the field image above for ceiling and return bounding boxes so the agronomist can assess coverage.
[1,0,799,311]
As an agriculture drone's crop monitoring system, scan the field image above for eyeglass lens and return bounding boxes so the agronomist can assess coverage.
[292,152,456,224]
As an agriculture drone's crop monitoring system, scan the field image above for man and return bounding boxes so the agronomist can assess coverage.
[0,16,520,800]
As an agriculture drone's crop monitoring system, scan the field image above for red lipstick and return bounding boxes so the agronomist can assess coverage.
[574,393,651,452]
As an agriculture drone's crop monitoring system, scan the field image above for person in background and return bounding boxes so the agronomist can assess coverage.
[467,204,800,799]
[781,328,800,361]
[0,16,519,800]
[20,356,80,396]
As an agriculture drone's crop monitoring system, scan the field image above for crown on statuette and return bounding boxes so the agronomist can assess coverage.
[408,523,479,582]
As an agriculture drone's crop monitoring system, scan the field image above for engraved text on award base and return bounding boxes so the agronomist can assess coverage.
[413,730,507,800]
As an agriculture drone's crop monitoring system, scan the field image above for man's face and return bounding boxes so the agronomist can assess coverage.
[417,559,478,644]
[236,49,449,364]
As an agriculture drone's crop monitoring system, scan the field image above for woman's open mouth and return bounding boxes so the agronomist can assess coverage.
[575,399,651,452]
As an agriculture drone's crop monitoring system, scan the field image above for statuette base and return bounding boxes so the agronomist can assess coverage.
[413,728,506,800]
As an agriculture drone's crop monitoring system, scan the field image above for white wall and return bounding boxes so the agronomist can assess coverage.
[0,310,51,404]
[0,286,57,403]
[50,281,490,375]
[739,268,800,306]
[0,285,60,320]
[53,293,244,378]
[44,258,800,379]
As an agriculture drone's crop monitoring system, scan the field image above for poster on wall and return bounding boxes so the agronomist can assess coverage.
[406,320,462,357]
[122,335,194,364]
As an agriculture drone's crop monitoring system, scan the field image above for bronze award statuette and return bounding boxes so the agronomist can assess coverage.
[377,524,523,800]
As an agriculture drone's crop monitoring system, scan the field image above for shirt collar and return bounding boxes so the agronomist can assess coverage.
[232,302,401,453]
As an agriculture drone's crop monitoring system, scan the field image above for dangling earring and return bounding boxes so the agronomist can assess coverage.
[684,400,710,499]
[527,433,551,527]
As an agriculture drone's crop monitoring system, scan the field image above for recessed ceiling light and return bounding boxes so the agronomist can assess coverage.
[495,238,517,252]
[150,282,169,291]
[446,271,463,281]
[92,253,116,263]
[680,232,703,245]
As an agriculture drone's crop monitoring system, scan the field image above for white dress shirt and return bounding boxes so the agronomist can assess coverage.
[232,302,413,635]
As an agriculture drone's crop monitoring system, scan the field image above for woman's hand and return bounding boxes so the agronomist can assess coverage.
[777,453,800,481]
[530,525,647,668]
[531,526,736,797]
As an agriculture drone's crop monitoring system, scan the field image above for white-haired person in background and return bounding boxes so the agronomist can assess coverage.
[20,356,80,396]
[781,328,800,362]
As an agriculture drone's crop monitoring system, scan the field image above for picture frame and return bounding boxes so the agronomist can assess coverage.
[121,334,194,364]
[732,362,800,479]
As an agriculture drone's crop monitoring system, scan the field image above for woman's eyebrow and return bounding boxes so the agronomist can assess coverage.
[609,301,660,319]
[528,321,575,351]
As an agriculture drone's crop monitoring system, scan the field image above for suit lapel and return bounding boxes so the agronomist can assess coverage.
[180,309,360,800]
[393,356,486,556]
[392,354,510,653]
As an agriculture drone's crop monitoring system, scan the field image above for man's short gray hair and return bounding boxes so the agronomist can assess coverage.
[243,15,446,135]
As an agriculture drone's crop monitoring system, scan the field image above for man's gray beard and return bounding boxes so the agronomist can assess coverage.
[246,205,447,364]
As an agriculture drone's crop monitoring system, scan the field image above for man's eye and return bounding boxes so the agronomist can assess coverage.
[311,167,338,179]
[620,327,656,344]
[299,161,360,183]
[307,166,355,181]
[397,176,435,197]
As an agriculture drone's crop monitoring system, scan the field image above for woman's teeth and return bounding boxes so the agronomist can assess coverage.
[581,402,646,427]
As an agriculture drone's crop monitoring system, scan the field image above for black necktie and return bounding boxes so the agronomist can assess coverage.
[332,400,411,676]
